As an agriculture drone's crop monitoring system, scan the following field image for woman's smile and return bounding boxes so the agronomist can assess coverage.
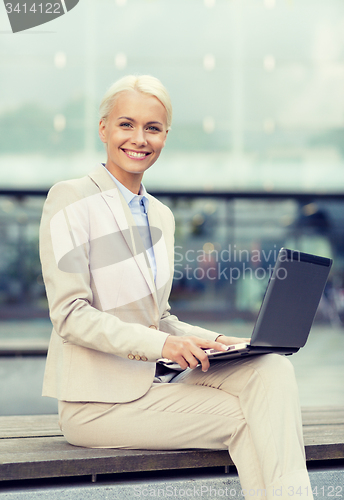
[121,148,152,160]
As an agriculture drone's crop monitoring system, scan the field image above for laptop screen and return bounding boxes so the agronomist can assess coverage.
[250,248,332,348]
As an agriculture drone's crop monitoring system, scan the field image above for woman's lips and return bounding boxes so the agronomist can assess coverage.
[122,149,151,160]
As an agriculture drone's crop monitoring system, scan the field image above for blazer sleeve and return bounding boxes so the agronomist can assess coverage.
[40,181,169,362]
[159,302,220,342]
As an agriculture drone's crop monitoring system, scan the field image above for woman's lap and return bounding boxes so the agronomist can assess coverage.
[58,354,298,452]
[58,380,243,449]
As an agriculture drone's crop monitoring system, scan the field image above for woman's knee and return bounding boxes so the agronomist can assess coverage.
[247,353,297,392]
[251,352,294,373]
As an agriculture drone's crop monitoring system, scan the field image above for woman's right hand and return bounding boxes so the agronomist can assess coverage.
[161,335,228,373]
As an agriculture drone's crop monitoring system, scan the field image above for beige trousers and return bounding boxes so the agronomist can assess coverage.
[58,354,313,500]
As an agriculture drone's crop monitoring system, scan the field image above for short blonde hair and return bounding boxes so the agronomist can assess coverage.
[99,75,172,130]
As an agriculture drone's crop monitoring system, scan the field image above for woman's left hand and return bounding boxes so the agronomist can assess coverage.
[215,335,250,346]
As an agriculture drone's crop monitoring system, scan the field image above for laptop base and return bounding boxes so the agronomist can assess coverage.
[208,345,299,363]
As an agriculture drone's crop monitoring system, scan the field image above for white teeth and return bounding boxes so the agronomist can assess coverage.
[125,150,147,158]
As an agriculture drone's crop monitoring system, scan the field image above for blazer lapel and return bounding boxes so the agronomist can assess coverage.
[88,165,158,303]
[147,197,172,306]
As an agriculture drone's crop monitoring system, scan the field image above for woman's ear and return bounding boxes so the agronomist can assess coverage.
[162,129,169,147]
[98,119,107,144]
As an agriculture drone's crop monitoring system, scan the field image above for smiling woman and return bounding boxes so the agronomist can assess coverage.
[39,75,314,500]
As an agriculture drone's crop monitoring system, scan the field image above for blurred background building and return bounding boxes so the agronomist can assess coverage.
[0,0,343,415]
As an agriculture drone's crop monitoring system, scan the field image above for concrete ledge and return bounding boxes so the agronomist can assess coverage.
[0,468,343,500]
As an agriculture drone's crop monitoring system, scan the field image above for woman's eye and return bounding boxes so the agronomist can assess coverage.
[120,122,132,128]
[147,126,161,132]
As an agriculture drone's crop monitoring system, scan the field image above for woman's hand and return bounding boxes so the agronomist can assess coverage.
[215,335,251,346]
[161,335,228,373]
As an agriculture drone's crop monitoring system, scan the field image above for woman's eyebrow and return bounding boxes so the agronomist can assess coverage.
[146,121,163,126]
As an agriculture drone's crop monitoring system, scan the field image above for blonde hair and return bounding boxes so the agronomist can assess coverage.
[99,75,172,130]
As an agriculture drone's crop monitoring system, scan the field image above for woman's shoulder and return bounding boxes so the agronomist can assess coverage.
[47,172,98,202]
[42,173,101,221]
[48,174,93,194]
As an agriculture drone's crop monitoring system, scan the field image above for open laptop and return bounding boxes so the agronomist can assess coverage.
[159,248,332,368]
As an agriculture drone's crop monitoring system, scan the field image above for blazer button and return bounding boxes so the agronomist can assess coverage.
[128,354,134,360]
[149,325,157,329]
[135,354,141,361]
[141,356,148,362]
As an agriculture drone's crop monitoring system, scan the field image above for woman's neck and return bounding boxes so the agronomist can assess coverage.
[105,163,143,195]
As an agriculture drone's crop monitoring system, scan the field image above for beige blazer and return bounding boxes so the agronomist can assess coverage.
[40,165,218,403]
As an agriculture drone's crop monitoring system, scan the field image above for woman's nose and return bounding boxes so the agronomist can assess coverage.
[131,128,147,146]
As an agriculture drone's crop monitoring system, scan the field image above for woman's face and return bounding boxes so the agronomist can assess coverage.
[99,90,168,189]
